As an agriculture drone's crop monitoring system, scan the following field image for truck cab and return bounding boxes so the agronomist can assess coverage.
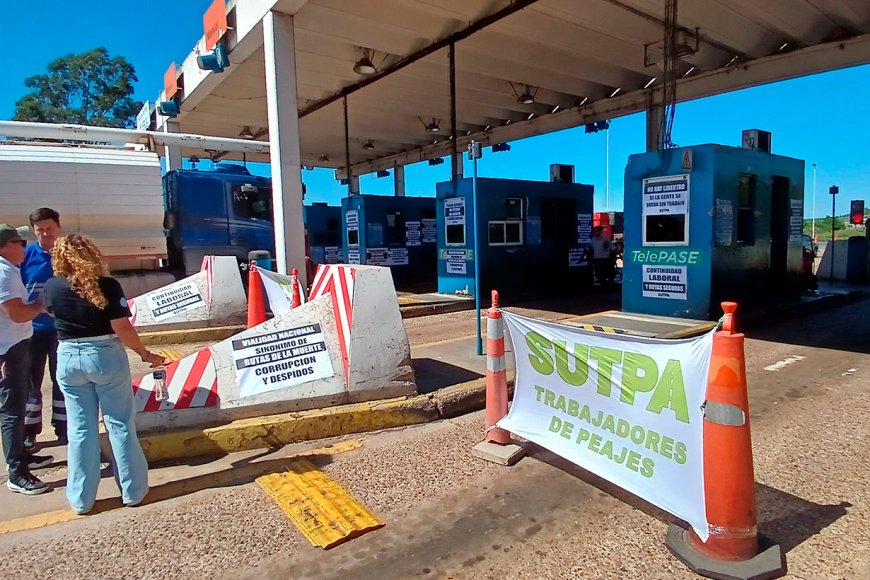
[163,165,275,275]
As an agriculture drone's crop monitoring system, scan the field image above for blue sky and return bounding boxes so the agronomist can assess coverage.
[4,0,868,220]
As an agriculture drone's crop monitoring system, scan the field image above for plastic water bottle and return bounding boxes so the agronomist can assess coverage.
[153,369,168,401]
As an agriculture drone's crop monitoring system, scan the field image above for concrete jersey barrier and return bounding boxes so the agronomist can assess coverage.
[128,255,246,332]
[133,264,416,431]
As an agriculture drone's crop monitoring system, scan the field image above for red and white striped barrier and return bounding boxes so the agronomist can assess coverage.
[309,264,355,384]
[133,349,218,413]
[133,264,415,432]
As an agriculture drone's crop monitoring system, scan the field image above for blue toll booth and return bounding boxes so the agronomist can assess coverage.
[436,177,595,300]
[622,144,806,320]
[304,203,342,271]
[341,194,438,291]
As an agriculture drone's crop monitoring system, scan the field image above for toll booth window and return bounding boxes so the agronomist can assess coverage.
[325,217,341,246]
[385,212,405,245]
[232,185,273,221]
[505,198,524,220]
[446,224,465,245]
[644,215,686,244]
[488,220,523,246]
[736,174,756,246]
[347,229,360,246]
[541,197,576,242]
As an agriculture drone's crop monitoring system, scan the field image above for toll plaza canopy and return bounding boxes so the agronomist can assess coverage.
[153,0,870,173]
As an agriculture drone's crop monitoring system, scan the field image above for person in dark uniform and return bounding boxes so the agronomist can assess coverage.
[20,207,67,450]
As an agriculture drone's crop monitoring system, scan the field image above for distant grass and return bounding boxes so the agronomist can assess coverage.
[804,215,867,241]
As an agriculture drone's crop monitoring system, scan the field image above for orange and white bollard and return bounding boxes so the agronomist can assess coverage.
[485,290,510,445]
[667,302,785,579]
[471,290,525,466]
[246,263,267,329]
[291,267,302,309]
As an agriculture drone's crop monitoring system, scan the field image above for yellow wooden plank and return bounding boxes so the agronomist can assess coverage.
[152,347,185,363]
[256,459,384,549]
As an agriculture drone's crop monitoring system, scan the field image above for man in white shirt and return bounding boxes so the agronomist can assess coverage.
[0,224,51,495]
[590,226,615,287]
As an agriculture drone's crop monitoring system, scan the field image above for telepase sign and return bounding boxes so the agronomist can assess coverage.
[498,311,713,540]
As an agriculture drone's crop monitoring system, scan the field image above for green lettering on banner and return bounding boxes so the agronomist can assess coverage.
[554,340,590,386]
[526,331,554,374]
[647,359,690,423]
[621,353,658,404]
[590,347,622,396]
[523,333,691,425]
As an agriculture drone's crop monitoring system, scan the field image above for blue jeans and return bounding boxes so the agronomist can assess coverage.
[57,337,148,513]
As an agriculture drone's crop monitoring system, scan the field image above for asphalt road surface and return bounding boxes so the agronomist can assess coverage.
[1,295,868,579]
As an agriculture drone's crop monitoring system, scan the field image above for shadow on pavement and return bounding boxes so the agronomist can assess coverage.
[529,445,849,555]
[746,296,870,354]
[757,483,851,554]
[53,445,346,518]
[413,358,483,394]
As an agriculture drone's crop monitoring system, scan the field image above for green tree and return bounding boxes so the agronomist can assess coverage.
[13,47,141,128]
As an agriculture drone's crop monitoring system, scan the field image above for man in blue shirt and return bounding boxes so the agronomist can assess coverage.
[20,207,67,449]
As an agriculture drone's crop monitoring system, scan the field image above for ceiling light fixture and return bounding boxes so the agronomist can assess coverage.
[579,97,588,106]
[419,116,441,133]
[510,82,538,105]
[610,88,621,98]
[239,126,254,140]
[644,77,657,89]
[362,140,375,151]
[551,105,560,114]
[353,48,377,75]
[527,113,535,120]
[675,28,698,59]
[682,66,696,78]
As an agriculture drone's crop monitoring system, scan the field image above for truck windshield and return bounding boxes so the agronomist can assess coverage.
[232,185,273,221]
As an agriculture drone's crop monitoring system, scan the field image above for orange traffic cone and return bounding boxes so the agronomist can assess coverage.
[291,267,302,309]
[667,302,786,579]
[246,264,267,328]
[471,290,525,466]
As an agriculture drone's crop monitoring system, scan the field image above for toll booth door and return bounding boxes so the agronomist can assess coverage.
[770,176,790,276]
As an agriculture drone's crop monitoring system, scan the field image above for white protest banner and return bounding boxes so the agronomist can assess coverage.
[233,323,334,398]
[257,267,306,316]
[145,279,205,322]
[498,312,713,540]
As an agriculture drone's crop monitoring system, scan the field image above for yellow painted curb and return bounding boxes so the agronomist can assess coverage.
[138,324,244,346]
[138,395,440,463]
[130,376,504,465]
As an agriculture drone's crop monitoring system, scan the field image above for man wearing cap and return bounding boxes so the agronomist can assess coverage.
[0,224,52,495]
[20,208,67,449]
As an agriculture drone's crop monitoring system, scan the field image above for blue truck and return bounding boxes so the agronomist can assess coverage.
[163,164,339,279]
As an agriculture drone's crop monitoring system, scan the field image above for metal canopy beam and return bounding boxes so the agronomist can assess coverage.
[336,33,870,178]
[298,0,541,118]
[0,120,271,154]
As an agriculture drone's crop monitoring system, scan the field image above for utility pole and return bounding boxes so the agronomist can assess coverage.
[812,163,817,240]
[830,185,838,286]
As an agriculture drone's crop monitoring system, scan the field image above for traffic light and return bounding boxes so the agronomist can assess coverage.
[850,200,865,225]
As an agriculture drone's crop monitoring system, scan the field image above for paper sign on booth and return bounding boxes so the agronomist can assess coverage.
[498,311,713,541]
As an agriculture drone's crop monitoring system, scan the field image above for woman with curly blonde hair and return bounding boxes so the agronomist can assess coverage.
[44,234,164,514]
